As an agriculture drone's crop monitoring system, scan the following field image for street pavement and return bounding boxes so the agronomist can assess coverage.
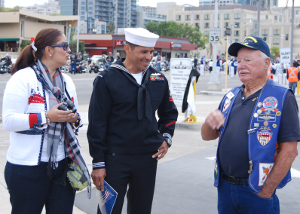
[0,69,300,214]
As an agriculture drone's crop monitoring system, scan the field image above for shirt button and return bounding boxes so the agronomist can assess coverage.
[112,153,115,156]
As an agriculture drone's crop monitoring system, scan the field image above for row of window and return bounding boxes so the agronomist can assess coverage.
[176,14,284,22]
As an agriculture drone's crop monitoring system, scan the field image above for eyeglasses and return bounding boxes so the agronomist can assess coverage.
[50,42,69,51]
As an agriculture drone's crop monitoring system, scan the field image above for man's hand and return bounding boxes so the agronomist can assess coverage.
[152,141,169,160]
[204,110,225,130]
[91,168,106,191]
[201,110,225,141]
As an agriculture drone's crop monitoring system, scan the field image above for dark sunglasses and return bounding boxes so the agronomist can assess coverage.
[50,42,69,51]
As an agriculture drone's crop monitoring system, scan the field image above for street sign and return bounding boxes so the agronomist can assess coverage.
[225,28,231,36]
[209,28,221,43]
[280,48,291,63]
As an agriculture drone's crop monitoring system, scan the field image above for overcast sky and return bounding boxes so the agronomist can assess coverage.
[5,0,300,9]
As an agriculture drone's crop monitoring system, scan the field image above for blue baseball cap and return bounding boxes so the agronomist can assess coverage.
[228,36,270,58]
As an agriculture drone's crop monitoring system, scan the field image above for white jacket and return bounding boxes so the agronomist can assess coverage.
[2,67,79,166]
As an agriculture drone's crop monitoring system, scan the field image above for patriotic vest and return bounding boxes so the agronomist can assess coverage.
[214,79,291,193]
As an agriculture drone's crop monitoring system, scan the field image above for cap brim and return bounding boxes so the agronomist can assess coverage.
[228,43,258,57]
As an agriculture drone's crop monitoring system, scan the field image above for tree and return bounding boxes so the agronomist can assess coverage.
[106,22,114,34]
[68,27,85,55]
[145,21,208,49]
[270,46,280,61]
[0,6,22,11]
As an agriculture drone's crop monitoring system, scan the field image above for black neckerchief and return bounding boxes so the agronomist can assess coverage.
[110,63,152,122]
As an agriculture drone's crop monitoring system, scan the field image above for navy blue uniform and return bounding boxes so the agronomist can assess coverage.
[87,59,178,214]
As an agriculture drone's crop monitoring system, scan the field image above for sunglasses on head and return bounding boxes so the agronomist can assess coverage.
[49,42,69,51]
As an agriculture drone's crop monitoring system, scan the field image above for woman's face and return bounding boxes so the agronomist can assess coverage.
[50,34,71,67]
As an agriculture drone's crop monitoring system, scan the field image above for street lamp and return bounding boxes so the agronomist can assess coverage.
[112,3,115,57]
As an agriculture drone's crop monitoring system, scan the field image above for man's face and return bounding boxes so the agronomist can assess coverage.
[126,45,154,72]
[237,47,269,84]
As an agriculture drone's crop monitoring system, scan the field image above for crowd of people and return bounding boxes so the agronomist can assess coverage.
[2,27,300,214]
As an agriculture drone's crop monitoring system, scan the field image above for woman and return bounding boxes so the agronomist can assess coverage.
[2,28,90,213]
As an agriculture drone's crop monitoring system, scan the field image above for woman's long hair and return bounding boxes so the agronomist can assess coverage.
[11,28,63,75]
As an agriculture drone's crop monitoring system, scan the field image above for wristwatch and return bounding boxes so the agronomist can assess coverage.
[164,137,172,148]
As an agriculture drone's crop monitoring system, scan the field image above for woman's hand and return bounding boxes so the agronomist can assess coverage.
[47,103,78,123]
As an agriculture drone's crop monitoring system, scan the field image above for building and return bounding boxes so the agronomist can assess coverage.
[142,6,156,14]
[160,3,300,59]
[0,0,4,8]
[23,0,61,15]
[78,0,137,34]
[75,33,197,59]
[61,0,78,15]
[198,0,278,8]
[0,10,77,54]
[136,5,167,28]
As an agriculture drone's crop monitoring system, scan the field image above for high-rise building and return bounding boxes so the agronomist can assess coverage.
[61,0,78,15]
[1,0,4,7]
[78,0,137,34]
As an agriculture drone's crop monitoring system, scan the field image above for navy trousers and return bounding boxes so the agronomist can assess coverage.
[97,153,158,214]
[5,160,75,214]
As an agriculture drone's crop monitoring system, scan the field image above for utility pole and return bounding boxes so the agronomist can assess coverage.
[257,0,261,37]
[290,0,295,65]
[76,0,80,53]
[207,0,221,91]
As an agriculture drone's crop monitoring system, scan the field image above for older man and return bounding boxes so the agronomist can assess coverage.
[201,36,300,213]
[88,28,178,214]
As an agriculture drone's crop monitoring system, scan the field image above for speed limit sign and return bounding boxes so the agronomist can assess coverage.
[209,28,221,43]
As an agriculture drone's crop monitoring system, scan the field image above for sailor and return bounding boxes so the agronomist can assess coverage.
[201,36,300,214]
[200,57,205,76]
[87,28,178,214]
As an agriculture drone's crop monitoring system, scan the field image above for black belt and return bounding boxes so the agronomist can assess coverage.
[222,173,248,185]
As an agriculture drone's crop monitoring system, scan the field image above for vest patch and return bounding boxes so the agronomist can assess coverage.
[259,163,273,186]
[257,126,273,146]
[222,99,231,112]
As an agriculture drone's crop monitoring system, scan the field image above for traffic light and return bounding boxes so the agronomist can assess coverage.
[285,34,289,40]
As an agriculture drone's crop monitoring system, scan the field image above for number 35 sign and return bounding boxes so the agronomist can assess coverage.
[209,28,221,43]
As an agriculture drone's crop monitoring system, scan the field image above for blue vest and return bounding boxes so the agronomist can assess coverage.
[215,79,291,193]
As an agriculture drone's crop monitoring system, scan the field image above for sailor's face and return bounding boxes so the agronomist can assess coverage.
[129,46,154,72]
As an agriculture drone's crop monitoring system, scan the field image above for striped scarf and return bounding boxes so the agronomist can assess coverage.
[32,59,91,196]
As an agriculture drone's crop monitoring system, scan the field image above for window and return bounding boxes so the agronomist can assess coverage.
[224,14,230,20]
[204,14,210,20]
[195,23,199,27]
[275,16,277,20]
[244,30,247,37]
[204,23,209,28]
[234,13,240,19]
[224,22,229,28]
[273,29,280,36]
[262,29,268,36]
[273,38,279,45]
[218,14,219,20]
[185,15,190,21]
[296,10,299,15]
[266,15,268,19]
[234,22,240,28]
[279,16,282,21]
[176,15,181,21]
[195,15,200,20]
[204,31,209,36]
[234,30,239,36]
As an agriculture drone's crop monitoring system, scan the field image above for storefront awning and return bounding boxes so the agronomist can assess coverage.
[0,38,19,42]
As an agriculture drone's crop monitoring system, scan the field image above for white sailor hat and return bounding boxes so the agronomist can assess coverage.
[124,28,159,47]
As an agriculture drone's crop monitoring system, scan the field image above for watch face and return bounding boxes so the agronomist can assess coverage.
[166,138,172,147]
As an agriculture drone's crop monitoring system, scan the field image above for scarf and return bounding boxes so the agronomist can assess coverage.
[32,59,91,197]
